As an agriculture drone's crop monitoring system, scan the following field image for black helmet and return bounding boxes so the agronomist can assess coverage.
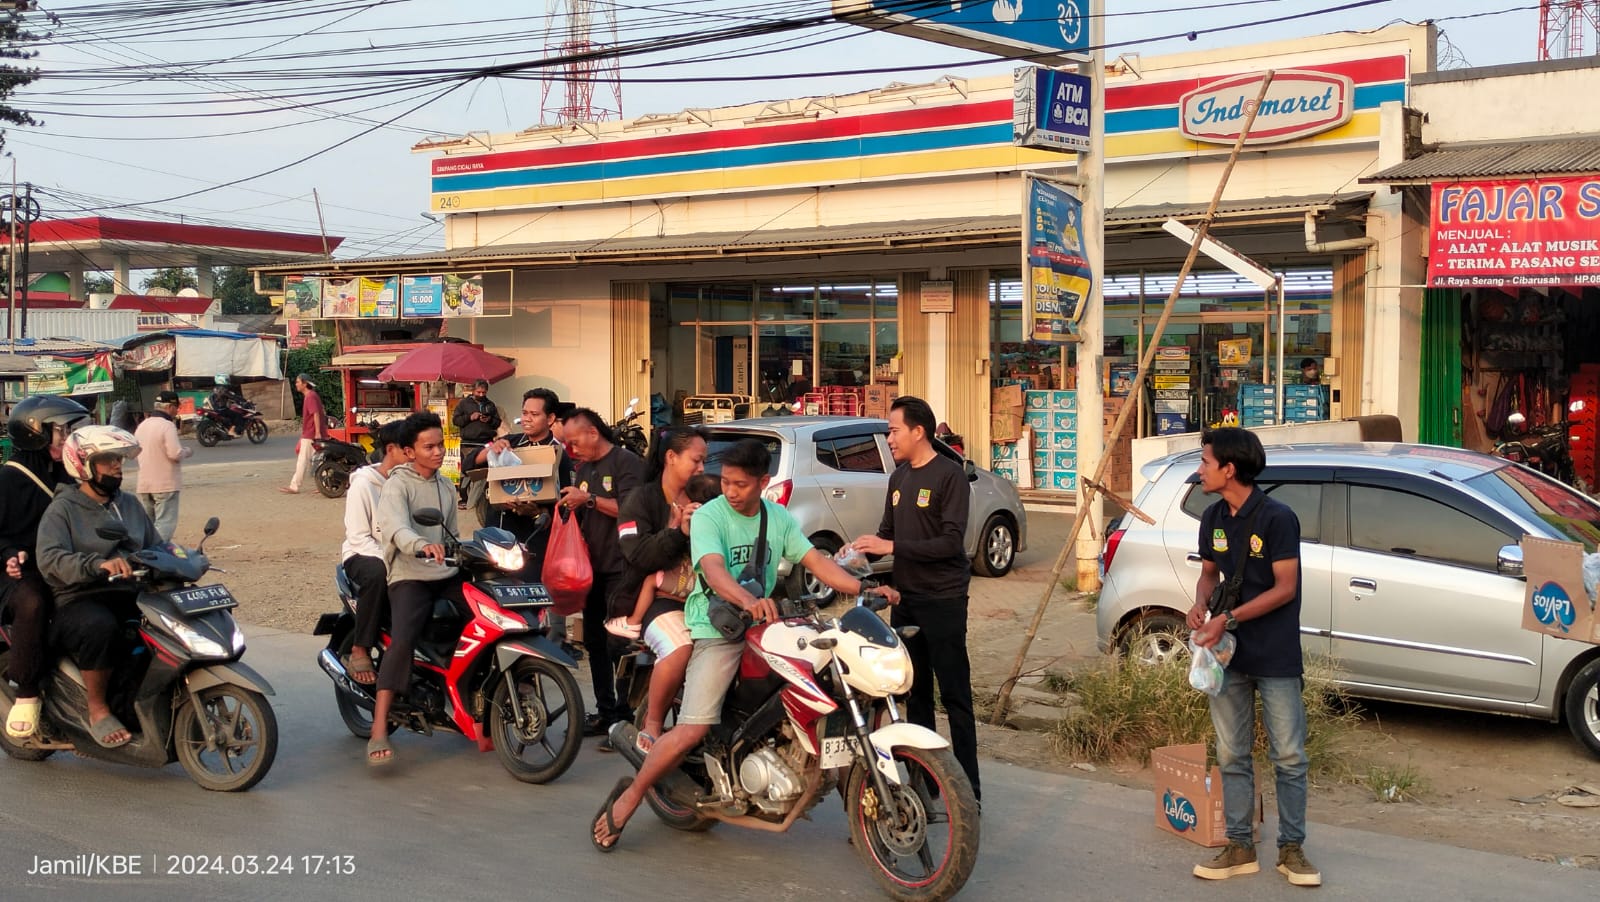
[7,395,91,451]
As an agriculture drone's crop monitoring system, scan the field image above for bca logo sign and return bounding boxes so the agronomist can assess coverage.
[1163,790,1198,831]
[1531,581,1576,632]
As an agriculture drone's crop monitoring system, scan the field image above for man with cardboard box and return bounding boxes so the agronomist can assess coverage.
[1185,427,1319,887]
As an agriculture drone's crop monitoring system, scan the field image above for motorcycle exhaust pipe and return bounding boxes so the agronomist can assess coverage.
[318,648,377,704]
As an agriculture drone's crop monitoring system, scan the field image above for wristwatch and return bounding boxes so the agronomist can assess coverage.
[585,494,596,509]
[1223,612,1239,631]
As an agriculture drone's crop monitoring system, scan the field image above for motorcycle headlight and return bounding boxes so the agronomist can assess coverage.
[857,645,913,696]
[157,612,230,658]
[486,542,526,573]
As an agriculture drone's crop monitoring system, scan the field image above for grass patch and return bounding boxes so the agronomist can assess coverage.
[1040,671,1073,694]
[1046,655,1361,778]
[1059,572,1079,592]
[1079,591,1099,612]
[1363,760,1426,802]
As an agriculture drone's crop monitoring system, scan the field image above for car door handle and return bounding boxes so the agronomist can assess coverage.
[831,489,847,499]
[1349,578,1377,593]
[1186,553,1203,566]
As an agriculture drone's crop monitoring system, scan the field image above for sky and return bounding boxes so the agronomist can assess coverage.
[1,0,1550,270]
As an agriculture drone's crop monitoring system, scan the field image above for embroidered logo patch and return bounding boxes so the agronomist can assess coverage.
[916,488,932,508]
[579,480,589,492]
[892,489,901,507]
[1212,528,1229,553]
[603,475,613,493]
[1249,534,1263,555]
[618,521,638,538]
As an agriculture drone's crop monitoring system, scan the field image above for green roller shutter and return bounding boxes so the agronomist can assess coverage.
[1418,288,1463,447]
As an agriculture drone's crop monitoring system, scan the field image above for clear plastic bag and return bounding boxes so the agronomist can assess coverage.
[833,545,872,578]
[1188,631,1235,698]
[1583,552,1600,607]
[487,446,523,468]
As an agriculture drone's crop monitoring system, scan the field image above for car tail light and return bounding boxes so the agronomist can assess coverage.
[1100,527,1127,577]
[763,479,792,506]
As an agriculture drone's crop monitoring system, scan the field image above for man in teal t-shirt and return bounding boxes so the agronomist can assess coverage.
[592,438,896,852]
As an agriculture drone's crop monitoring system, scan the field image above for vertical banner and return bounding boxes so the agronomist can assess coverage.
[283,276,321,319]
[358,276,399,318]
[442,273,484,317]
[1024,176,1094,343]
[402,275,444,317]
[321,277,360,318]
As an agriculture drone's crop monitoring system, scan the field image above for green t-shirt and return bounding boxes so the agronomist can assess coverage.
[684,496,814,640]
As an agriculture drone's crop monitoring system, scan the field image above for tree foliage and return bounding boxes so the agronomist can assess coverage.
[215,265,272,315]
[83,274,114,295]
[141,266,197,293]
[284,338,342,418]
[0,8,51,153]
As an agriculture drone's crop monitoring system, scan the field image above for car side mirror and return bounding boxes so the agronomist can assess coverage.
[95,522,130,543]
[1496,544,1524,577]
[415,508,444,528]
[964,459,978,482]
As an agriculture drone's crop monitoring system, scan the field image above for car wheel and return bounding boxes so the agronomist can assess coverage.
[972,513,1016,578]
[1118,612,1188,667]
[785,534,841,605]
[1565,657,1600,758]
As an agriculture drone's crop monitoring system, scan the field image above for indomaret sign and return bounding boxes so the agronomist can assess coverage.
[1428,177,1600,288]
[1180,70,1353,146]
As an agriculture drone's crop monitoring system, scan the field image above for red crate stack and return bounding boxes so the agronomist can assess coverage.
[1571,364,1600,489]
[825,387,863,417]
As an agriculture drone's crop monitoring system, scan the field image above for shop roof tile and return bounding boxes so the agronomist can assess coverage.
[1364,137,1600,182]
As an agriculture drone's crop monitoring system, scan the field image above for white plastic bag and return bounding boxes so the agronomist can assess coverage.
[1187,630,1235,698]
[487,446,523,468]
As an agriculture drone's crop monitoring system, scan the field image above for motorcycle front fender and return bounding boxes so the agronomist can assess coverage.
[865,722,950,786]
[186,660,276,697]
[494,634,576,671]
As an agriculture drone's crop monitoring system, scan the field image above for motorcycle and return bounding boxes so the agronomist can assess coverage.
[196,401,268,447]
[313,508,583,783]
[0,518,279,792]
[609,588,980,902]
[1494,410,1577,485]
[312,437,371,499]
[615,397,649,458]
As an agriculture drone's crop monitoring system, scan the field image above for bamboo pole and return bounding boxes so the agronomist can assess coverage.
[991,71,1277,725]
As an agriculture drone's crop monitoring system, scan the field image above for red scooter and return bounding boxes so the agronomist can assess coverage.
[313,509,583,783]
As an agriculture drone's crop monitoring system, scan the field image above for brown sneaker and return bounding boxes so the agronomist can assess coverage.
[1276,843,1322,886]
[1193,841,1259,880]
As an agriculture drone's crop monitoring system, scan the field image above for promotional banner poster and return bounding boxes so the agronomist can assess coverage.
[1024,177,1094,343]
[402,275,444,316]
[1429,177,1600,287]
[322,277,360,318]
[359,276,399,318]
[282,276,321,319]
[26,352,115,396]
[441,273,484,317]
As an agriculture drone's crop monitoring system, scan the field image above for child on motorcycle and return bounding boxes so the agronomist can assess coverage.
[35,426,162,749]
[2,396,90,740]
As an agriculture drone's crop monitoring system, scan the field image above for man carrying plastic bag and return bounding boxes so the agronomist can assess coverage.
[1184,427,1319,888]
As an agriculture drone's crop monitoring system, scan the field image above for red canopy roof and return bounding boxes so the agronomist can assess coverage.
[107,295,215,315]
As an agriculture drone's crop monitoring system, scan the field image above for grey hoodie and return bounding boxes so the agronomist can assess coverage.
[376,463,460,585]
[36,485,163,606]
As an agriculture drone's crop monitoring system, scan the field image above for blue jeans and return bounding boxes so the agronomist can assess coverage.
[1208,669,1308,847]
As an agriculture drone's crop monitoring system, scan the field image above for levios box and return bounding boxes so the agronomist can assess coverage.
[486,445,560,506]
[1520,537,1600,644]
[1151,744,1260,847]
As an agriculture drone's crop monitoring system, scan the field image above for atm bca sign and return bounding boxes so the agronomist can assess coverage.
[1180,70,1353,146]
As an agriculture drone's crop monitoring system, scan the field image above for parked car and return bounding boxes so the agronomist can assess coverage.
[699,417,1027,603]
[1096,442,1600,757]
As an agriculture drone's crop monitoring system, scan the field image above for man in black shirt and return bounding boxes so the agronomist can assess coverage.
[851,396,979,802]
[559,407,644,741]
[452,379,501,509]
[1186,427,1318,887]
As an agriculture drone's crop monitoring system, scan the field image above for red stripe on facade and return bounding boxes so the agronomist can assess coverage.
[1108,55,1407,110]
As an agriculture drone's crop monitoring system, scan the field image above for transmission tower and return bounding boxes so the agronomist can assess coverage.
[539,0,622,125]
[1540,0,1600,59]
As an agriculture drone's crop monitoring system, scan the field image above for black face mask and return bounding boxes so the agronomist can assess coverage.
[89,474,122,497]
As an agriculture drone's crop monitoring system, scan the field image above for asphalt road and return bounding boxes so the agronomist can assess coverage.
[1,627,1596,901]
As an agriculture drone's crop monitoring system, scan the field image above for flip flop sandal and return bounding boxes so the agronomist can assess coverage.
[367,735,395,767]
[591,776,633,853]
[5,698,40,740]
[343,653,377,685]
[89,714,132,749]
[636,731,656,754]
[604,617,641,640]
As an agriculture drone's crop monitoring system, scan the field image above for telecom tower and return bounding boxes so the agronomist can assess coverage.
[539,0,622,125]
[1540,0,1600,59]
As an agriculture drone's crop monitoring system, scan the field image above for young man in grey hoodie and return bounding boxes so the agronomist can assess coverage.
[366,411,463,766]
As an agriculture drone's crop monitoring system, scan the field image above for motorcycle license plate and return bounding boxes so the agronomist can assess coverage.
[490,582,553,608]
[819,710,855,769]
[168,584,238,614]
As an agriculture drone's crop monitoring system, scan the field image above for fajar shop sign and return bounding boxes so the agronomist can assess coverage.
[1428,177,1600,288]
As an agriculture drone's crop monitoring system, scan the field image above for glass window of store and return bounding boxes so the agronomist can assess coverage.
[666,276,900,407]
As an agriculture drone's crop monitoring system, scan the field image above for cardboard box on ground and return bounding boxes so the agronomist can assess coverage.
[1151,744,1262,847]
[991,384,1024,443]
[1520,536,1600,644]
[486,445,560,506]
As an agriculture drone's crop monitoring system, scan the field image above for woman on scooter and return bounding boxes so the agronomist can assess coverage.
[1,396,90,740]
[367,411,465,766]
[35,425,161,749]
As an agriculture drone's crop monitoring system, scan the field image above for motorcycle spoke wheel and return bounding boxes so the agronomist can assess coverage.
[847,746,979,902]
[488,658,581,784]
[174,686,278,792]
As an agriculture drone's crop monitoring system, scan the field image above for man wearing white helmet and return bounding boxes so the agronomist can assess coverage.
[35,425,162,749]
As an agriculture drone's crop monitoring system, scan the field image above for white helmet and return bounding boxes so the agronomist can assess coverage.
[61,425,141,482]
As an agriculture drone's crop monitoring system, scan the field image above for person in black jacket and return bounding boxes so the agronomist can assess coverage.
[452,379,501,509]
[611,426,709,753]
[851,396,979,802]
[1,396,89,740]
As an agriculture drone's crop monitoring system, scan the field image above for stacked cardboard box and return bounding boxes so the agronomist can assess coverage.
[863,384,897,419]
[1023,390,1077,493]
[990,384,1024,443]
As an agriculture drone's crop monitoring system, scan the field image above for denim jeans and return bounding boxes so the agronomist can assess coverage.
[1208,669,1308,847]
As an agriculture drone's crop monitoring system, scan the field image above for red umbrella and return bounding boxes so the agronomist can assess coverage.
[376,342,515,385]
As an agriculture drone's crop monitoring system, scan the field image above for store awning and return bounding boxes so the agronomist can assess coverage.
[252,193,1372,279]
[330,351,407,367]
[1363,137,1600,184]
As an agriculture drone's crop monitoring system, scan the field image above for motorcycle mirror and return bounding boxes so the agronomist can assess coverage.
[415,508,445,528]
[1507,411,1527,428]
[628,397,640,407]
[204,517,220,536]
[95,522,130,543]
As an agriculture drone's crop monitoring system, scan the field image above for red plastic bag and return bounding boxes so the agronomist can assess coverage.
[542,507,592,616]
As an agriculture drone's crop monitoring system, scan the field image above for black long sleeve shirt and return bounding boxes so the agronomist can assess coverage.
[877,453,971,598]
[0,459,67,573]
[617,480,692,606]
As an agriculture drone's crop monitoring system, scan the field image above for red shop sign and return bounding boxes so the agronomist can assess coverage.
[1428,177,1600,288]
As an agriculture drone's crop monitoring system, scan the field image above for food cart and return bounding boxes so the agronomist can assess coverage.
[323,345,437,455]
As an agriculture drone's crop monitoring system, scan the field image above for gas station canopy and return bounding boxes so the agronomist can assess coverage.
[0,216,343,272]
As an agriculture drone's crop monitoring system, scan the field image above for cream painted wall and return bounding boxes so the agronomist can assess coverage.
[1413,63,1600,143]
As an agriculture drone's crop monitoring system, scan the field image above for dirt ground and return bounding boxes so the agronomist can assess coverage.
[163,467,1600,870]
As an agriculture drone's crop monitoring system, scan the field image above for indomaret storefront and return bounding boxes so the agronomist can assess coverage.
[257,24,1435,500]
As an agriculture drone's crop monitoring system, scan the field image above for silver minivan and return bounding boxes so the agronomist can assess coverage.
[700,417,1028,603]
[1095,442,1600,758]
